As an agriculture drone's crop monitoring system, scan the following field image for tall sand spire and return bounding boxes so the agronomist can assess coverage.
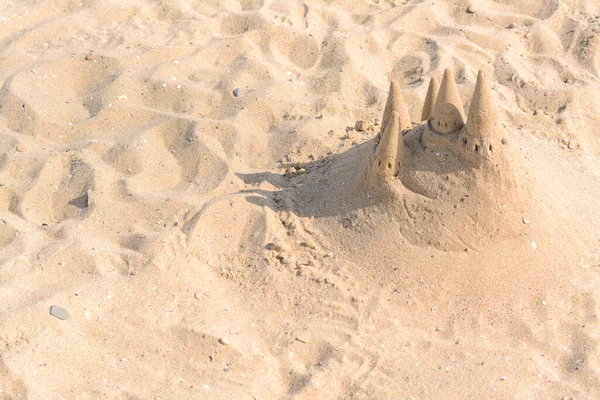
[381,81,412,134]
[374,111,401,177]
[466,70,498,140]
[421,76,439,121]
[430,68,465,134]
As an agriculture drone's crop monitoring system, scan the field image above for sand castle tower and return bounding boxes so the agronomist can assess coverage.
[420,77,439,121]
[373,81,411,177]
[429,68,466,134]
[379,81,412,136]
[458,70,499,163]
[373,112,401,177]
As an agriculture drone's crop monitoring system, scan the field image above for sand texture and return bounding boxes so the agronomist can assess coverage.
[2,0,600,398]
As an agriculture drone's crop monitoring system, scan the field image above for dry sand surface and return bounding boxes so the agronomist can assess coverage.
[2,0,600,398]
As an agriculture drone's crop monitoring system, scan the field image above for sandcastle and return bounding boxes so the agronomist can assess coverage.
[260,67,520,251]
[373,67,502,179]
[361,67,521,250]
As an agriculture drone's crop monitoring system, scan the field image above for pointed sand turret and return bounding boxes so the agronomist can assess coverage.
[466,70,498,140]
[421,77,439,121]
[381,81,412,134]
[374,111,401,177]
[429,68,465,134]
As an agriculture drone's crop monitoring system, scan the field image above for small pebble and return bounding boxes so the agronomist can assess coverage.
[270,237,285,252]
[49,305,69,320]
[285,167,297,177]
[218,337,230,345]
[16,145,26,152]
[85,52,95,61]
[303,240,316,249]
[233,88,241,97]
[522,218,530,224]
[355,120,372,132]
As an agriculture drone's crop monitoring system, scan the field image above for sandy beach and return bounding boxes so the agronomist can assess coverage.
[2,0,600,398]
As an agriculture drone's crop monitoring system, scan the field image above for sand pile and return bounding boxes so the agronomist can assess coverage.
[2,0,600,398]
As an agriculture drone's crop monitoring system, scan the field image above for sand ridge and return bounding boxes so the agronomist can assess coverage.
[1,0,600,398]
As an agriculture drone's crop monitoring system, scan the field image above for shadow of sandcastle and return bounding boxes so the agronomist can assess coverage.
[239,68,525,251]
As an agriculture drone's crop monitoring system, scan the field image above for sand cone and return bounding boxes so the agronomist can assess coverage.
[374,111,401,177]
[430,68,465,134]
[466,70,498,141]
[381,81,412,134]
[421,77,439,121]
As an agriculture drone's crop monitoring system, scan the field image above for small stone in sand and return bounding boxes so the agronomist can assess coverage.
[354,120,373,132]
[302,240,316,249]
[218,337,230,345]
[233,88,241,97]
[269,237,286,252]
[50,305,69,320]
[85,52,95,60]
[16,145,26,152]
